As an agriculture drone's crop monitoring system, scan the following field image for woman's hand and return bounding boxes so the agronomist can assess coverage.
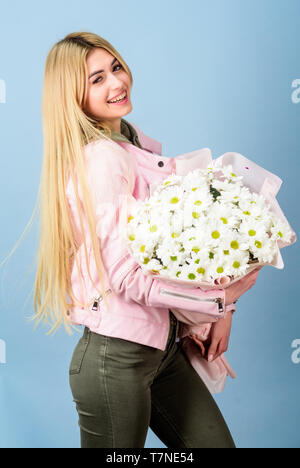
[189,266,263,361]
[225,266,262,306]
[190,311,233,362]
[206,312,233,362]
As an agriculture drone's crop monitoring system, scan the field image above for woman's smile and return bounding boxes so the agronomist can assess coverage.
[107,89,129,105]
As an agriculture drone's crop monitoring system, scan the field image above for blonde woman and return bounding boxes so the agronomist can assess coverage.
[35,31,261,448]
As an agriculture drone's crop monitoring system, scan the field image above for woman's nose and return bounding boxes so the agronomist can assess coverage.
[107,72,123,88]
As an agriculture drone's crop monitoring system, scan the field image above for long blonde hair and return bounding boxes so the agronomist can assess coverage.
[1,31,134,334]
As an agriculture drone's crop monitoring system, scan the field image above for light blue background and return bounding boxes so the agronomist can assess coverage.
[0,0,299,449]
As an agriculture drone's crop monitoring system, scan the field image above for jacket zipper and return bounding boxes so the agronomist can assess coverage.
[91,289,112,311]
[159,288,224,313]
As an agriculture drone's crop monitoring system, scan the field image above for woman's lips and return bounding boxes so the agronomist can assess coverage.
[107,92,128,106]
[108,89,126,101]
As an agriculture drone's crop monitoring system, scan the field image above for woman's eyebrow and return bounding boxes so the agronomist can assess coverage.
[88,57,118,79]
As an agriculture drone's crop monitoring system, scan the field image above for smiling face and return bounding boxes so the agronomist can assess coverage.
[83,48,132,134]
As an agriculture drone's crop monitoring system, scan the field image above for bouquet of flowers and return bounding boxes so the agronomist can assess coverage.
[125,151,296,328]
[125,149,297,392]
[126,153,295,289]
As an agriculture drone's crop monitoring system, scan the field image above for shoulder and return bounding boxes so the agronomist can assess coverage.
[83,137,135,181]
[84,137,132,164]
[84,137,126,158]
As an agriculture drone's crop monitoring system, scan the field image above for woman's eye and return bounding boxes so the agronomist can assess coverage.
[93,64,123,84]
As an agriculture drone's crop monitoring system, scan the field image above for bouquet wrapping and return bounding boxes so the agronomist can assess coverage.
[125,149,297,392]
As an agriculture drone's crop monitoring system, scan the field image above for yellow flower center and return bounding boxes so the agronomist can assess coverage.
[212,231,220,239]
[197,267,205,275]
[170,197,179,204]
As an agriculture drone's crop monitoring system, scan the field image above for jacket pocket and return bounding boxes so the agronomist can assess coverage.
[69,329,91,375]
[159,288,224,314]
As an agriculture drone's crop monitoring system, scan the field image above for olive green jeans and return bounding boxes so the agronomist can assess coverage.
[69,310,236,448]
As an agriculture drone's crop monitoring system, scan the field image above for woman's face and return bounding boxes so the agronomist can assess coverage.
[83,47,132,133]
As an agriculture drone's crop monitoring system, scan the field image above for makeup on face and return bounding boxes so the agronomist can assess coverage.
[88,57,130,107]
[84,48,132,131]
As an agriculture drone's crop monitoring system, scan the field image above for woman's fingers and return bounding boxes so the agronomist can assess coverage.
[207,338,219,362]
[215,337,228,359]
[190,335,206,355]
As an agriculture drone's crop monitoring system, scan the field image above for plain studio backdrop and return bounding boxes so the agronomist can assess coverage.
[0,0,299,448]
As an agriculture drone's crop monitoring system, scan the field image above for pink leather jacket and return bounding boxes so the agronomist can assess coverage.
[66,122,236,392]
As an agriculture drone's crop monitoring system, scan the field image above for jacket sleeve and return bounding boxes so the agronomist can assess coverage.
[85,139,227,320]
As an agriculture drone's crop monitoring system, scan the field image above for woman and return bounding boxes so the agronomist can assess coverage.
[34,31,261,448]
